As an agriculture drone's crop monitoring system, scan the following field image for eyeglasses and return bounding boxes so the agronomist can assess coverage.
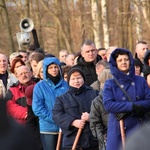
[17,71,30,77]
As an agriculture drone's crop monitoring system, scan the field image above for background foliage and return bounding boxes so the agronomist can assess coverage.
[0,0,150,57]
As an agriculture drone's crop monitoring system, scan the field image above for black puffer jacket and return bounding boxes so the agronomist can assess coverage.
[76,55,102,86]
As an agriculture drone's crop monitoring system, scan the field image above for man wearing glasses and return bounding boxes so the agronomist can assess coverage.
[5,66,35,124]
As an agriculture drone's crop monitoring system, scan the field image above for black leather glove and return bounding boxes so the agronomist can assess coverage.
[132,104,145,118]
[115,112,130,121]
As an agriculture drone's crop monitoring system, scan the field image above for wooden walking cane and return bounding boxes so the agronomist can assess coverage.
[72,128,82,150]
[120,119,126,149]
[56,128,62,150]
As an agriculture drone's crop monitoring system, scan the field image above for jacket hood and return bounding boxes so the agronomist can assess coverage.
[43,57,62,80]
[144,50,150,67]
[109,48,135,80]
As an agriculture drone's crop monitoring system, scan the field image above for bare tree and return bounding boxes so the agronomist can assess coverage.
[0,0,15,54]
[91,0,101,48]
[24,0,30,17]
[133,0,142,42]
[101,0,109,48]
[34,0,44,48]
[40,0,72,53]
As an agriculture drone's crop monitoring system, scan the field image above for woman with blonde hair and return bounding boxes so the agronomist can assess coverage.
[98,69,112,90]
[90,69,112,150]
[35,60,43,80]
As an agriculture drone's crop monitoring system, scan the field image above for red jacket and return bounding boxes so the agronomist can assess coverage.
[5,81,36,124]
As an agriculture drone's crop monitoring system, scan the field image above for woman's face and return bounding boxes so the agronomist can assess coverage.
[14,62,23,73]
[116,54,130,73]
[147,74,150,87]
[39,68,43,79]
[63,73,68,82]
[134,66,141,75]
[69,72,84,88]
[47,64,59,77]
[30,60,38,76]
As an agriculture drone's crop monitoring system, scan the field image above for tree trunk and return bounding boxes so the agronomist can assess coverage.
[134,0,142,42]
[101,0,109,48]
[117,0,123,47]
[42,0,72,53]
[77,0,85,44]
[24,0,30,17]
[0,0,15,54]
[35,0,44,48]
[141,0,150,28]
[91,0,101,48]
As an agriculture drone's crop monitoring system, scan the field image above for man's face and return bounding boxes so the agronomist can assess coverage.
[0,54,8,74]
[116,54,130,74]
[19,52,28,62]
[81,44,98,62]
[69,72,84,88]
[59,51,68,62]
[30,60,38,76]
[96,64,105,75]
[16,66,32,85]
[65,55,75,66]
[136,43,148,60]
[98,50,106,60]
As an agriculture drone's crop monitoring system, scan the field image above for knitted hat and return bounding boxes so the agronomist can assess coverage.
[25,85,35,106]
[67,66,85,83]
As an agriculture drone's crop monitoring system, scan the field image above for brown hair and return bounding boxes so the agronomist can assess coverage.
[10,58,25,73]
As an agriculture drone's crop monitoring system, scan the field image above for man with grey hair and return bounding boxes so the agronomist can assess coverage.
[91,60,110,91]
[5,66,35,124]
[0,53,18,98]
[65,53,75,66]
[75,40,102,86]
[135,41,148,69]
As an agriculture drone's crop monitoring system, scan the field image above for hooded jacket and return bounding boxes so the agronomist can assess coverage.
[76,54,102,86]
[32,57,68,132]
[103,48,150,150]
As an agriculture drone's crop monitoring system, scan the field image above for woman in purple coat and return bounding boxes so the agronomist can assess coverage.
[103,48,150,150]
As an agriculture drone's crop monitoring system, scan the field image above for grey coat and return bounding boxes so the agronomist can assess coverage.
[90,93,108,150]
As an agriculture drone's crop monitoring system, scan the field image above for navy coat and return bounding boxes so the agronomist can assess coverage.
[52,85,99,149]
[103,48,150,150]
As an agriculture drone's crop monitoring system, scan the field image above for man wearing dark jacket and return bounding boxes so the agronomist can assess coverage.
[135,40,148,70]
[76,40,102,86]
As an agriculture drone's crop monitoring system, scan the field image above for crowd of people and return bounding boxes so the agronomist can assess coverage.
[0,40,150,150]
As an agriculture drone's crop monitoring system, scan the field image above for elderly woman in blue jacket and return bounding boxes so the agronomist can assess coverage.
[103,48,150,150]
[32,57,68,150]
[52,67,99,150]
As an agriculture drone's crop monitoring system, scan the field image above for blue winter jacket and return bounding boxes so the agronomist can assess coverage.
[32,57,68,132]
[103,48,150,150]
